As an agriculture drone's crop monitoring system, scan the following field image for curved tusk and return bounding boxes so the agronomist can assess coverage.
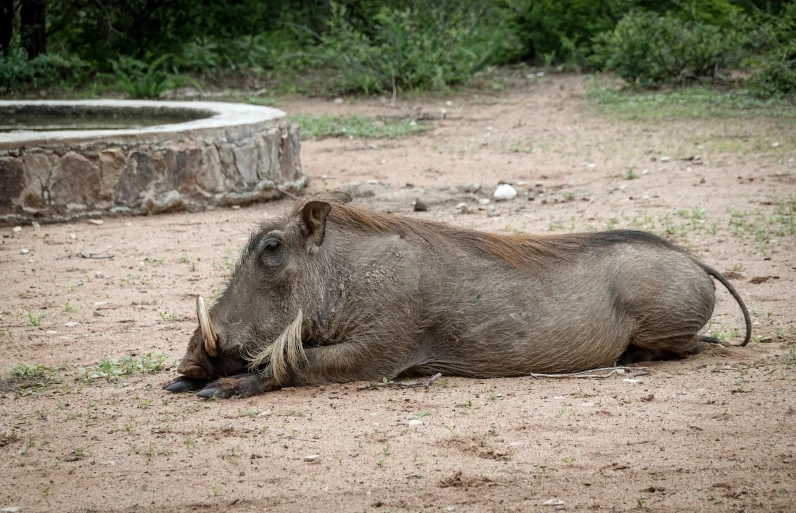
[196,295,218,357]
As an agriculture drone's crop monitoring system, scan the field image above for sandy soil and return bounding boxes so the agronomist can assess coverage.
[1,75,795,513]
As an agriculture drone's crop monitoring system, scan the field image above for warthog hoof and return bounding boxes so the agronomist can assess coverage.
[162,376,208,393]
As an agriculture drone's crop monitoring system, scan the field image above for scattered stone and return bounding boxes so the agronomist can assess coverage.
[333,98,344,104]
[12,226,21,233]
[231,205,241,210]
[95,272,104,279]
[445,101,453,106]
[47,330,57,335]
[258,410,272,417]
[543,498,564,506]
[462,182,481,193]
[478,198,491,205]
[660,156,671,162]
[304,454,321,463]
[69,233,76,240]
[772,141,780,147]
[1,507,21,513]
[93,310,104,317]
[64,322,79,328]
[446,507,456,512]
[642,169,649,175]
[586,163,596,169]
[641,394,655,402]
[623,378,642,384]
[19,249,29,255]
[493,184,517,201]
[455,203,473,214]
[88,219,104,225]
[413,199,429,212]
[408,419,423,426]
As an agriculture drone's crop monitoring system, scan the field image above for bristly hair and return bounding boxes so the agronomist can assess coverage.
[245,309,305,384]
[289,201,682,271]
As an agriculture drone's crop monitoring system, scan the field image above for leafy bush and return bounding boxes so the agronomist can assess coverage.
[0,48,87,92]
[317,2,520,94]
[748,3,796,96]
[595,10,751,86]
[108,55,201,99]
[178,28,314,74]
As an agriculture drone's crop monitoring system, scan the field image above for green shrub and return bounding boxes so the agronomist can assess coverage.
[0,48,87,92]
[748,3,796,96]
[317,2,520,94]
[595,10,751,86]
[108,55,201,99]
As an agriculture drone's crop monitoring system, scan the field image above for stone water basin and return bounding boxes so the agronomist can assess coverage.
[0,100,306,224]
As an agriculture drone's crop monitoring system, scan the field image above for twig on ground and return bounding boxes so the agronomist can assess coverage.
[529,366,649,379]
[359,373,442,390]
[56,252,115,260]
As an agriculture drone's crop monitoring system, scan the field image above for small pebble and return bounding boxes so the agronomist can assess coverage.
[47,330,57,335]
[20,249,29,255]
[586,163,596,169]
[69,233,76,240]
[478,198,491,205]
[65,322,79,328]
[32,222,40,233]
[333,98,343,104]
[305,454,321,462]
[408,419,423,426]
[771,141,779,147]
[660,156,671,162]
[493,184,517,201]
[12,226,21,233]
[95,272,104,279]
[413,200,429,212]
[88,219,104,225]
[1,507,21,513]
[543,498,564,506]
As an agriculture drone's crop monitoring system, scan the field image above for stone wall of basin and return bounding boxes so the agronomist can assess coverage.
[0,100,307,225]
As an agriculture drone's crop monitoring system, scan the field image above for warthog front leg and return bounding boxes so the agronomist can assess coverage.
[162,376,209,393]
[195,342,406,399]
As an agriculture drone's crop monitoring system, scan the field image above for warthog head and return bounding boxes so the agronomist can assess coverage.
[166,192,351,395]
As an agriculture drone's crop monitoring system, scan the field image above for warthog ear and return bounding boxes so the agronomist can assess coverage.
[314,191,352,204]
[301,201,332,250]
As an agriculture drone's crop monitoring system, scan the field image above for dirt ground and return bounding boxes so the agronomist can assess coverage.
[1,75,795,513]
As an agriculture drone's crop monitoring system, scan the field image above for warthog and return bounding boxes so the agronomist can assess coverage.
[164,192,750,399]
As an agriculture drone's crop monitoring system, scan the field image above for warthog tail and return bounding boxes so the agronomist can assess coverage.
[698,263,752,347]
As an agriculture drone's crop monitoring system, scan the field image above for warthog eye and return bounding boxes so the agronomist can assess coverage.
[260,237,284,269]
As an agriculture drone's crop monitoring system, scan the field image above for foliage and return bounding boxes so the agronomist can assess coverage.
[316,2,521,93]
[290,114,424,138]
[79,352,168,382]
[107,55,201,99]
[0,48,86,92]
[594,10,751,86]
[747,3,796,96]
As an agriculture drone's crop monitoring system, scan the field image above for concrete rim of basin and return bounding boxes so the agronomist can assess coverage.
[0,99,287,147]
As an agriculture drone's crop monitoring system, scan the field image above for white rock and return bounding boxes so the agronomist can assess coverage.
[543,498,564,506]
[536,72,545,77]
[1,507,21,513]
[478,198,491,205]
[47,330,57,335]
[445,101,453,106]
[772,141,780,147]
[19,249,29,255]
[69,233,76,240]
[32,222,40,233]
[88,219,104,225]
[12,226,21,233]
[642,169,649,175]
[619,184,627,190]
[493,184,518,201]
[408,419,423,426]
[125,222,132,227]
[660,156,671,162]
[446,507,456,512]
[94,302,106,306]
[64,322,79,328]
[623,378,641,384]
[304,454,321,462]
[95,272,104,279]
[333,98,344,104]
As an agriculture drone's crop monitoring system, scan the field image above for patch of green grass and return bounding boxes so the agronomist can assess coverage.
[79,352,168,382]
[13,362,67,379]
[27,312,44,326]
[289,114,425,139]
[587,85,796,122]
